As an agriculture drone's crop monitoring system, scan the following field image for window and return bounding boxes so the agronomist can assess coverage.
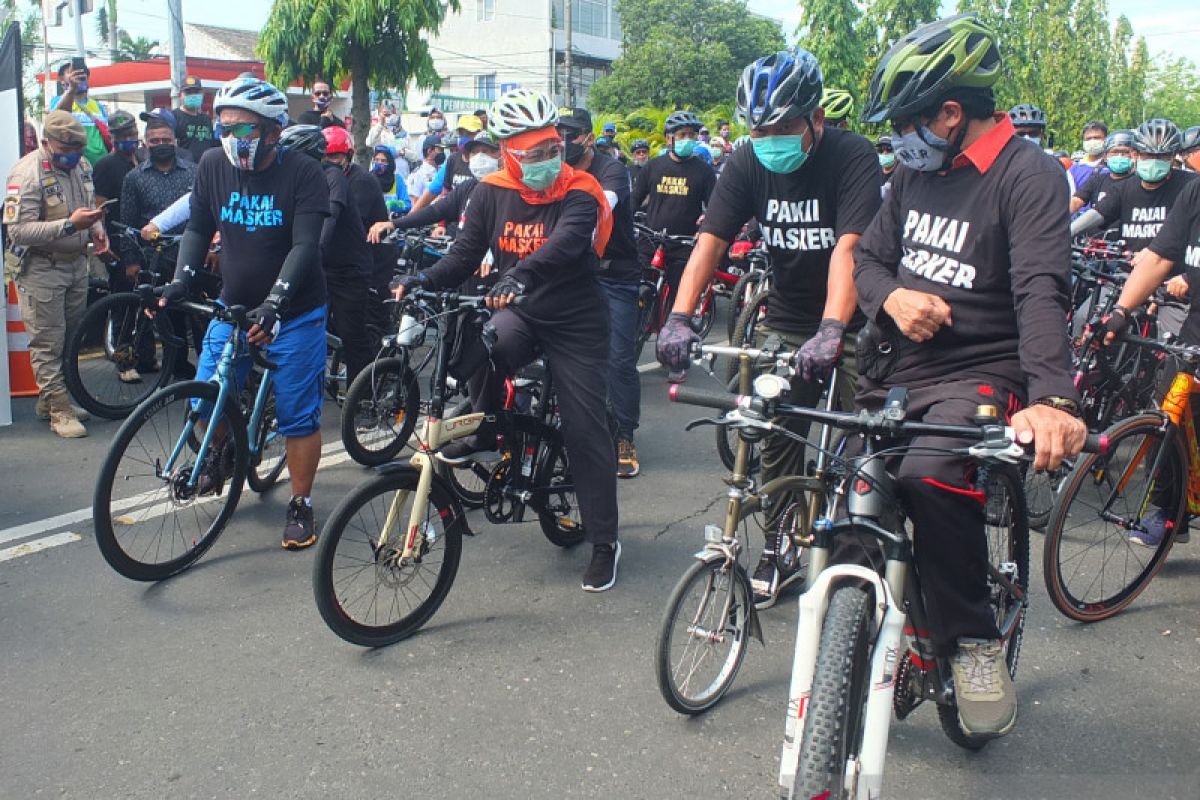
[477,0,494,22]
[475,74,497,100]
[552,0,616,38]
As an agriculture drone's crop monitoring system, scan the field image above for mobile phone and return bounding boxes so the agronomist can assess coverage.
[70,56,86,72]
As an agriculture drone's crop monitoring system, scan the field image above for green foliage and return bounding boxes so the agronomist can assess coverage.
[115,32,159,62]
[259,0,459,161]
[796,0,868,103]
[602,103,746,154]
[588,0,784,113]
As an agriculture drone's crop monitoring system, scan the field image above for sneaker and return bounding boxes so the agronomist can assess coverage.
[667,369,688,384]
[951,638,1017,738]
[118,367,143,384]
[282,496,317,550]
[436,435,497,465]
[751,532,803,609]
[135,359,160,374]
[195,454,226,497]
[1129,508,1186,547]
[616,437,640,479]
[582,541,621,592]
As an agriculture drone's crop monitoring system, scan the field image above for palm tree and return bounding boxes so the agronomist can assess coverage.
[115,30,160,62]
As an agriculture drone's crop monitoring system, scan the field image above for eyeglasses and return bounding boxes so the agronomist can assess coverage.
[506,142,563,163]
[217,122,260,139]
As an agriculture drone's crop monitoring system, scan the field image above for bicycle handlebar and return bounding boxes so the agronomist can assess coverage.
[109,221,185,249]
[634,222,696,246]
[138,286,278,371]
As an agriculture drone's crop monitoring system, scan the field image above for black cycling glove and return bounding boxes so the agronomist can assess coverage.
[486,274,526,301]
[154,280,188,305]
[390,272,430,296]
[247,301,282,340]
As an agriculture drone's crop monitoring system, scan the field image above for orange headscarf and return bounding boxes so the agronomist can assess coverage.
[482,126,613,257]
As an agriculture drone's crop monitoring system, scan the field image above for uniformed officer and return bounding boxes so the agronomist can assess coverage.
[4,111,109,437]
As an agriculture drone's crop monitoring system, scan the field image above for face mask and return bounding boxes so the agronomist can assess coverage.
[314,96,331,110]
[520,154,562,191]
[370,161,389,175]
[672,139,696,158]
[76,81,88,95]
[433,151,446,166]
[116,139,139,154]
[222,134,261,171]
[893,126,949,173]
[878,152,896,170]
[50,150,82,171]
[1136,157,1171,183]
[385,114,401,130]
[457,135,473,151]
[751,135,808,173]
[149,144,175,163]
[428,118,446,132]
[564,140,587,166]
[469,152,500,179]
[1021,134,1042,146]
[1107,155,1133,175]
[1082,139,1105,157]
[183,94,203,111]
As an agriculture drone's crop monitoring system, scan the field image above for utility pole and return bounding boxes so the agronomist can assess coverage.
[42,1,52,112]
[166,0,185,103]
[71,0,84,56]
[563,0,573,105]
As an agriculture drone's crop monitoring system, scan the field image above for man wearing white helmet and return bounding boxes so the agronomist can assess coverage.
[393,89,623,592]
[156,77,332,551]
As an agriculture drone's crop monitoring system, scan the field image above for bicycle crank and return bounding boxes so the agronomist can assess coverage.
[484,458,519,524]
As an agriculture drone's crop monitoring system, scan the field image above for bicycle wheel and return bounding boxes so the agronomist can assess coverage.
[725,289,769,383]
[655,557,753,714]
[536,442,587,547]
[1024,465,1066,531]
[692,288,716,339]
[92,380,247,581]
[1043,413,1185,623]
[939,464,1029,750]
[794,586,874,800]
[312,467,463,647]
[64,292,180,419]
[727,272,761,343]
[246,377,288,493]
[633,281,658,361]
[715,375,760,473]
[340,356,420,467]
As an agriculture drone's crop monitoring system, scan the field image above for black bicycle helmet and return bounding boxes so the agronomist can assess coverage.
[862,13,1001,124]
[736,48,823,130]
[631,138,650,152]
[874,134,893,149]
[1181,125,1200,152]
[1008,103,1047,128]
[663,110,702,135]
[1104,129,1135,151]
[1133,118,1182,155]
[278,124,326,160]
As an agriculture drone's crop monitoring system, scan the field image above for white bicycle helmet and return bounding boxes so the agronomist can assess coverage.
[214,77,290,126]
[488,89,559,139]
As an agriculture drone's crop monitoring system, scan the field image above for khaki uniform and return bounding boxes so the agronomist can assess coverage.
[4,146,96,400]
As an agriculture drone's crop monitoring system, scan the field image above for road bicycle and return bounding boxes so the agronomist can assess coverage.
[726,240,772,343]
[92,295,288,581]
[312,289,585,648]
[1043,333,1199,623]
[633,222,713,357]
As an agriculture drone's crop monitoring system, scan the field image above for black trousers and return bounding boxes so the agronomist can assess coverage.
[473,303,618,545]
[325,269,373,387]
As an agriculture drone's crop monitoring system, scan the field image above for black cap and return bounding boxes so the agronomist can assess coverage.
[108,110,137,133]
[182,75,203,92]
[558,107,593,134]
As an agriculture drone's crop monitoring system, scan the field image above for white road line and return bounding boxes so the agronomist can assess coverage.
[0,532,82,563]
[637,361,660,373]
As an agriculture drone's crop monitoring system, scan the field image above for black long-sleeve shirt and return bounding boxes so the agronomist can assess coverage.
[854,123,1078,403]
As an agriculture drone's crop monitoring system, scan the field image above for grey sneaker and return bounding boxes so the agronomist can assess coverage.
[951,638,1017,738]
[282,496,317,550]
[118,367,143,384]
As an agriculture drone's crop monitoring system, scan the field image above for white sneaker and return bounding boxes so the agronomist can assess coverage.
[951,638,1017,738]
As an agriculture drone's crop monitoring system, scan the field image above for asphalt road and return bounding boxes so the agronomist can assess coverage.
[2,322,1199,799]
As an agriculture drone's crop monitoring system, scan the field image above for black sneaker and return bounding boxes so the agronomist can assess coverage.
[582,542,621,592]
[616,438,640,479]
[437,434,498,464]
[282,496,317,550]
[751,531,803,609]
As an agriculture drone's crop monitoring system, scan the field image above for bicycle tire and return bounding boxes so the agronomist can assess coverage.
[246,379,288,493]
[92,380,247,581]
[633,283,657,361]
[1024,465,1065,531]
[64,292,180,419]
[794,586,874,800]
[1043,412,1184,623]
[715,374,760,473]
[655,557,752,714]
[340,356,421,467]
[938,464,1029,750]
[693,289,716,339]
[536,442,587,547]
[312,467,463,647]
[727,272,761,343]
[725,289,769,383]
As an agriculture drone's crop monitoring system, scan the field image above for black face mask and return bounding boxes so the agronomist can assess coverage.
[433,152,446,166]
[149,144,175,163]
[374,167,395,191]
[564,139,587,166]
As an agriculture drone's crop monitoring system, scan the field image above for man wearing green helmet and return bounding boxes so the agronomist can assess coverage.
[819,88,854,130]
[855,13,1086,739]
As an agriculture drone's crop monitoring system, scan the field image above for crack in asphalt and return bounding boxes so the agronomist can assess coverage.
[652,493,725,539]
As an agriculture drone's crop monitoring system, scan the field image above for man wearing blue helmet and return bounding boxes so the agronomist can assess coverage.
[658,47,882,608]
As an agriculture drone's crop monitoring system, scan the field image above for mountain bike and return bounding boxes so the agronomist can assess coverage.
[92,295,288,581]
[1043,333,1199,623]
[634,223,713,357]
[726,241,771,343]
[312,289,586,648]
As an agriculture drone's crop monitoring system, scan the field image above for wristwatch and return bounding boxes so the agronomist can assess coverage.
[60,219,76,236]
[1032,395,1083,418]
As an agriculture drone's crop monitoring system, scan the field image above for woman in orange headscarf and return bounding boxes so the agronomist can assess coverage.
[393,89,622,592]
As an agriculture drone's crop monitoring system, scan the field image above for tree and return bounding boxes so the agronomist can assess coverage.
[795,0,868,101]
[859,0,940,98]
[259,0,459,163]
[3,0,45,115]
[115,31,159,62]
[588,0,784,113]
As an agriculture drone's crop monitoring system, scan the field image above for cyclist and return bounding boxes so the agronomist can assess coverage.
[1069,120,1108,189]
[657,47,882,608]
[1008,103,1047,147]
[1070,129,1135,215]
[876,134,896,183]
[1181,125,1200,172]
[819,87,854,130]
[558,106,644,479]
[157,77,330,551]
[855,13,1085,738]
[629,138,651,174]
[392,89,622,592]
[632,109,717,383]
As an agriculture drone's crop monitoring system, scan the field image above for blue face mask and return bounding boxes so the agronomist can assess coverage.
[51,150,82,170]
[520,155,562,191]
[182,94,203,111]
[878,152,896,169]
[457,134,473,151]
[673,138,696,158]
[76,81,88,95]
[1136,157,1171,183]
[1107,155,1133,175]
[893,126,949,173]
[116,139,139,154]
[751,135,809,173]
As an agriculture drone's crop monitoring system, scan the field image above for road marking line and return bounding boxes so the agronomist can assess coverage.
[637,361,660,373]
[0,532,82,563]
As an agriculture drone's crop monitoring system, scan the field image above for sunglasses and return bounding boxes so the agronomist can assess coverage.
[216,122,261,139]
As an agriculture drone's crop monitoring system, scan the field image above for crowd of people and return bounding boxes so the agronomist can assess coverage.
[6,10,1200,743]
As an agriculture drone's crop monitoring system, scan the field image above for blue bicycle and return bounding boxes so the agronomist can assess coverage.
[92,294,288,581]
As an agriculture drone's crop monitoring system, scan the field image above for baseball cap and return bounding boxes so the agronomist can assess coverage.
[456,114,483,134]
[558,107,594,134]
[602,121,616,134]
[181,75,203,92]
[422,133,447,154]
[108,110,137,133]
[140,107,177,130]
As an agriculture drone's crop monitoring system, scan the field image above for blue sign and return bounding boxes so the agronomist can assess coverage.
[500,82,520,94]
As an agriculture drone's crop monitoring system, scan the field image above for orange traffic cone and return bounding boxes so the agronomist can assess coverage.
[6,280,39,397]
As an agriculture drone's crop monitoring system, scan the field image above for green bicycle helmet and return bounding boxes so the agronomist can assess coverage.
[820,88,854,122]
[861,13,1002,124]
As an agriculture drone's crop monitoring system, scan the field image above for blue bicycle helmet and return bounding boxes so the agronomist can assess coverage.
[736,48,823,130]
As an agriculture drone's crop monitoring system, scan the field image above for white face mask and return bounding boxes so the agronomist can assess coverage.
[221,134,261,171]
[1082,139,1105,157]
[469,152,499,179]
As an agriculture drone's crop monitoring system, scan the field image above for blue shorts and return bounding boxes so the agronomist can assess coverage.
[195,304,327,437]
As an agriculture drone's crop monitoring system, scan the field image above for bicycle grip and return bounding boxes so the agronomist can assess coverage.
[251,345,279,372]
[1083,432,1108,455]
[668,384,740,411]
